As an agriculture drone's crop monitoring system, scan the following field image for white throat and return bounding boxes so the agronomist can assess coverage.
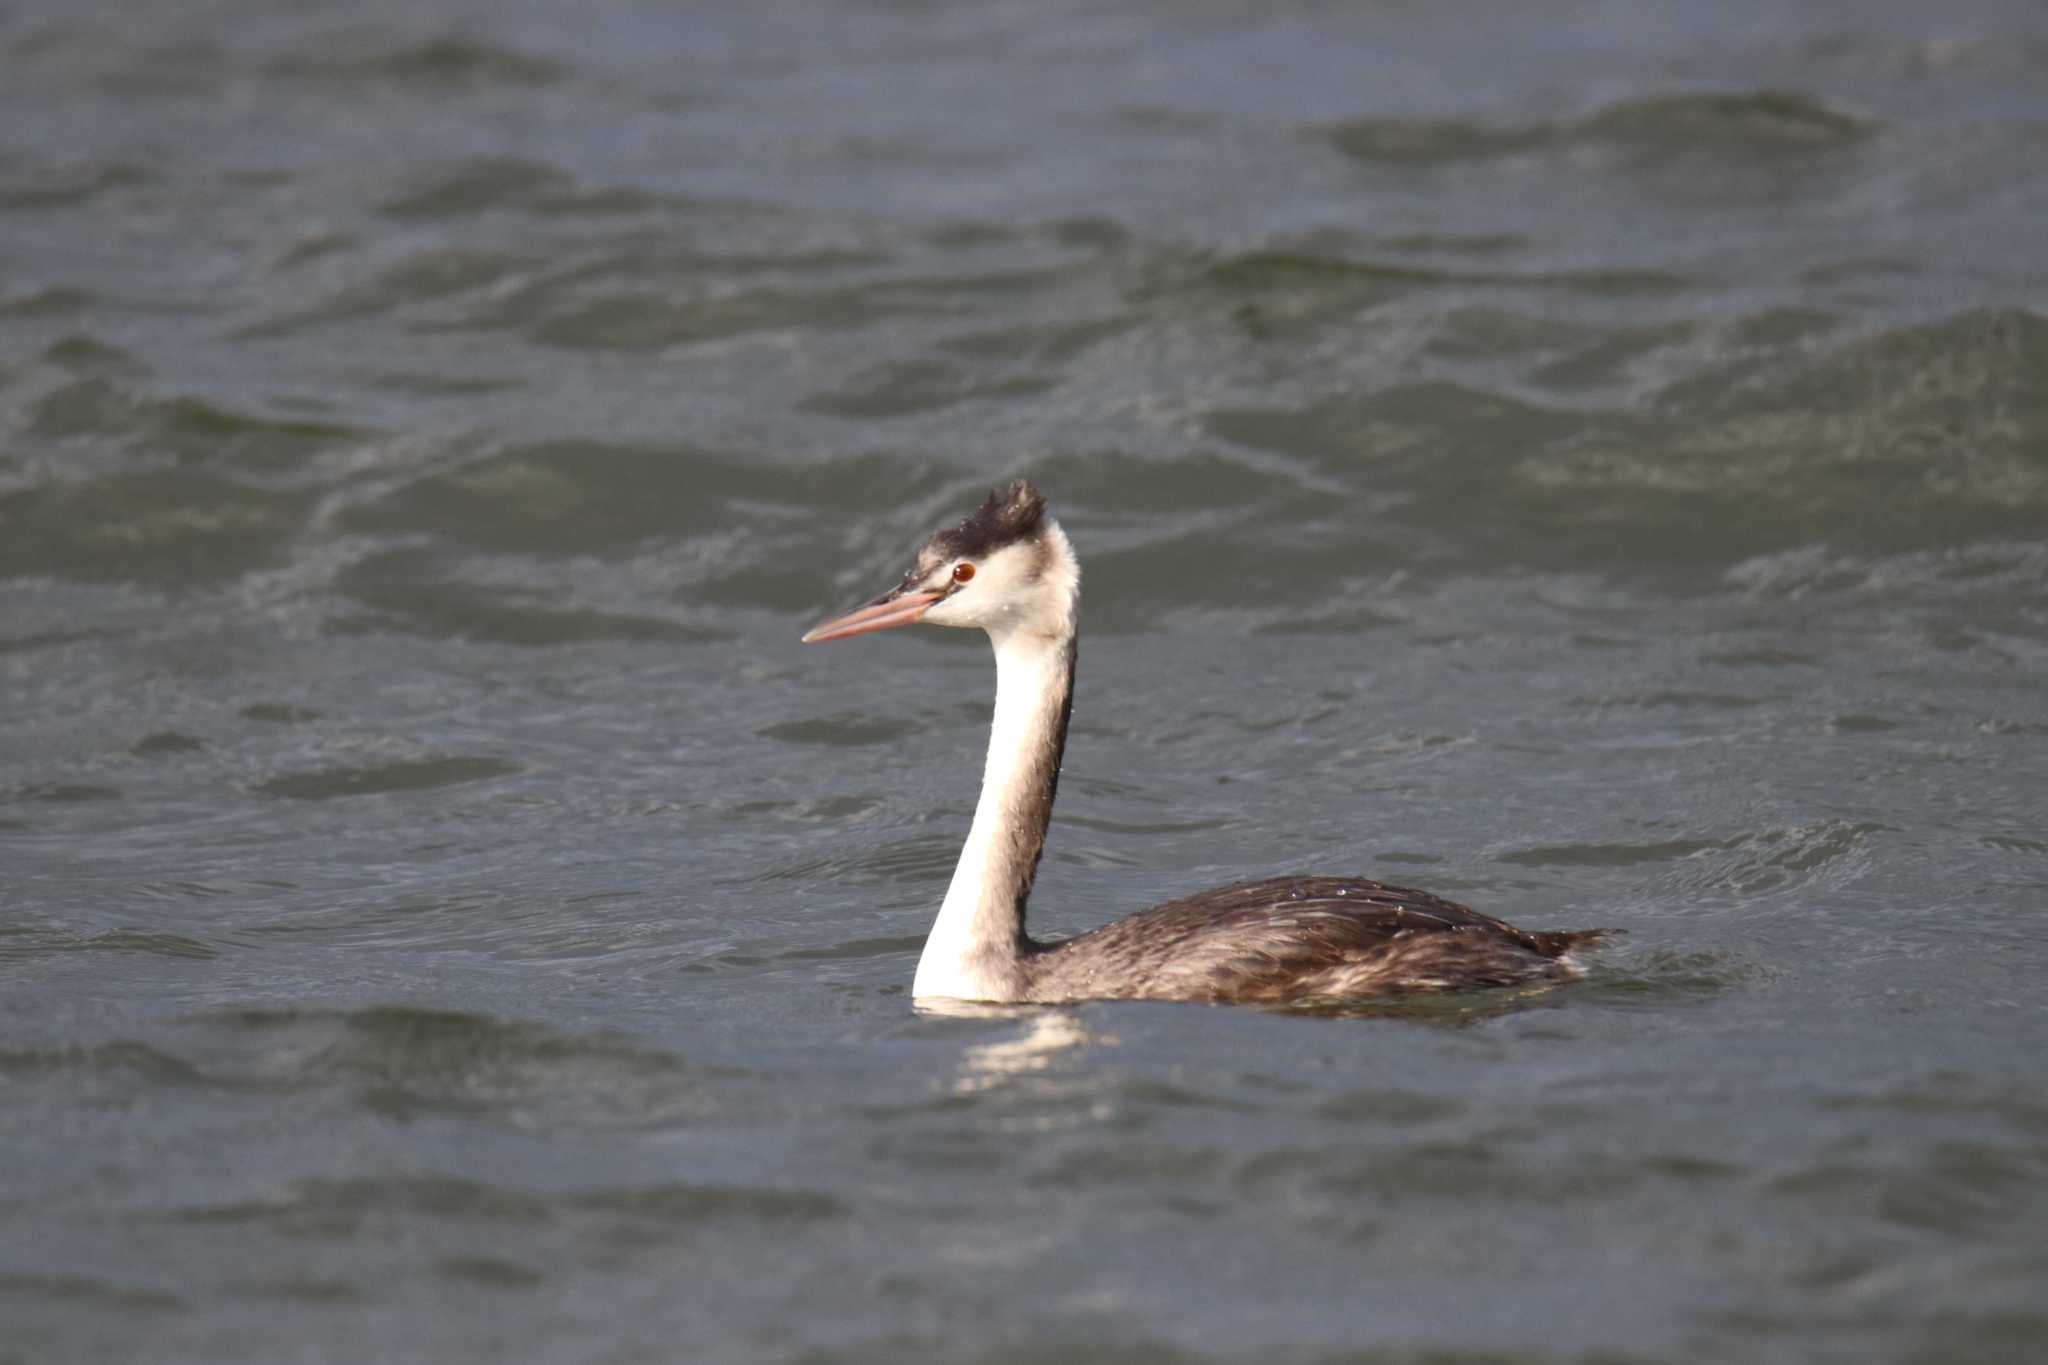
[912,624,1074,1001]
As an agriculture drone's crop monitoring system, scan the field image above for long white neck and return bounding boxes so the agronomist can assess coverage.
[912,624,1076,1000]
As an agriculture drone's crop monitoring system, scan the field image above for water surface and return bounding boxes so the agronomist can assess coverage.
[4,2,2048,1361]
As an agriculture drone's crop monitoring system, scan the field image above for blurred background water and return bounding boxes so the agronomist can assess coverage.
[4,1,2048,1361]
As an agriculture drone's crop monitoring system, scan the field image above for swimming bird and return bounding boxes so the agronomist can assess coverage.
[801,481,1607,1005]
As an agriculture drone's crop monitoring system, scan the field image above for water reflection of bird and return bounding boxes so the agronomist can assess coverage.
[802,481,1607,1006]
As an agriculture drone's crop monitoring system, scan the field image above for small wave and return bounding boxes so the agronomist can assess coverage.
[748,834,960,887]
[779,934,927,962]
[0,1272,180,1313]
[1033,1139,1231,1187]
[1569,690,1762,710]
[730,795,883,824]
[432,1257,541,1290]
[1315,1088,1470,1124]
[253,755,521,800]
[130,730,206,757]
[336,443,719,554]
[800,359,1057,420]
[1821,1074,2048,1135]
[1766,1143,2045,1239]
[41,333,144,376]
[1580,91,1875,149]
[166,1171,838,1239]
[523,278,920,352]
[171,1174,550,1232]
[571,1182,841,1223]
[0,155,149,210]
[1127,231,1688,350]
[1501,837,1745,868]
[1627,820,1889,901]
[1575,950,1752,1004]
[0,471,312,585]
[757,713,921,746]
[0,283,93,316]
[172,1005,736,1127]
[376,157,573,218]
[1977,718,2048,737]
[1324,117,1552,164]
[10,782,123,802]
[241,703,321,723]
[1236,1137,1626,1205]
[332,548,723,647]
[260,36,566,90]
[0,929,215,961]
[1510,820,1885,905]
[240,246,539,337]
[0,1039,204,1080]
[28,377,367,464]
[1322,90,1874,167]
[941,314,1140,368]
[231,1276,371,1305]
[1199,309,2048,577]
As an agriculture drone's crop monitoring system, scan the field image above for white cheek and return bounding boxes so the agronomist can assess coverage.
[923,587,1009,631]
[923,593,974,629]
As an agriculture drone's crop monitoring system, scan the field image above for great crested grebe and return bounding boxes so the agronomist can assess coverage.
[801,481,1607,1005]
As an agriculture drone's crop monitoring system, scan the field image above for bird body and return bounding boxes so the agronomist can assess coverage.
[802,481,1604,1006]
[1017,876,1598,1004]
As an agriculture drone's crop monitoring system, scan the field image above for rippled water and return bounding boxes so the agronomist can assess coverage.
[5,1,2048,1361]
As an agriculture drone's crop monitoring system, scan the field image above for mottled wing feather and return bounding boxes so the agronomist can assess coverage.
[1024,876,1605,1003]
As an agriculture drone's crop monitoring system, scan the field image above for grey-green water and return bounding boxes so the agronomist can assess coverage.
[4,2,2048,1362]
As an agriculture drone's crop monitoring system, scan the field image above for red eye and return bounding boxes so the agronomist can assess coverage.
[952,562,976,583]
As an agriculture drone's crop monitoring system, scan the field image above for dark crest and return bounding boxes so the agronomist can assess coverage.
[929,480,1047,561]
